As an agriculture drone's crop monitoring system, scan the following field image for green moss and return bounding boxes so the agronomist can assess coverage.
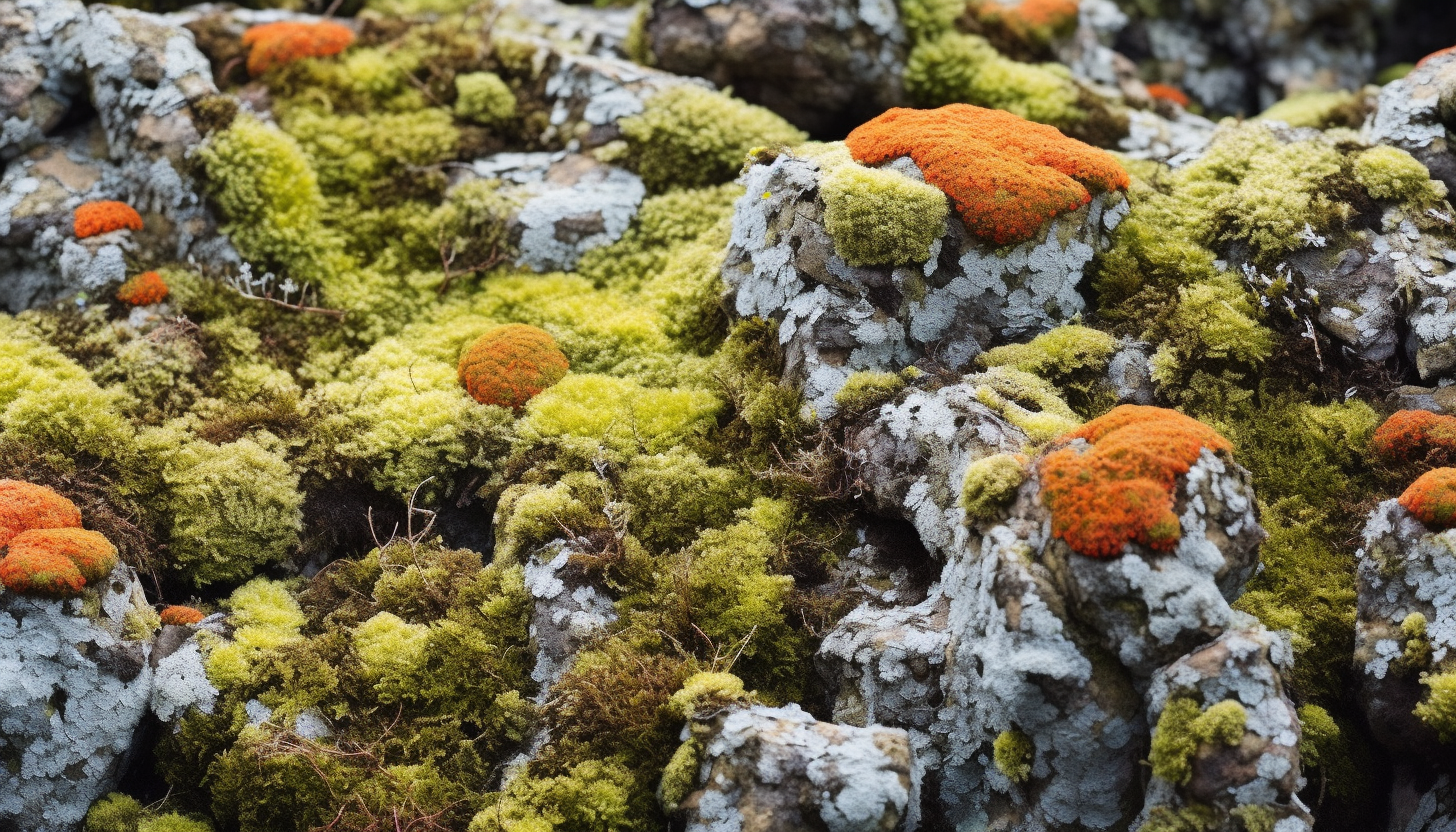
[86,793,142,832]
[1400,612,1435,671]
[123,605,162,642]
[455,72,517,126]
[1137,806,1216,832]
[977,325,1119,415]
[469,759,637,832]
[1229,805,1275,832]
[0,317,134,461]
[961,453,1028,522]
[905,33,1086,131]
[1256,90,1360,129]
[621,450,751,553]
[1149,696,1201,785]
[1148,278,1273,413]
[518,374,722,458]
[138,815,213,832]
[1377,63,1415,84]
[160,435,303,586]
[657,737,702,813]
[1190,700,1246,746]
[493,473,605,562]
[282,107,460,199]
[619,85,807,192]
[203,578,307,690]
[1416,670,1456,743]
[665,672,750,720]
[353,611,430,700]
[1353,145,1447,206]
[834,371,907,416]
[898,0,965,43]
[993,729,1034,783]
[816,145,949,267]
[206,728,343,832]
[967,367,1081,442]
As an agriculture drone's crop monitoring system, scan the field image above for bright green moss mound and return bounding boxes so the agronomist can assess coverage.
[86,794,213,832]
[454,71,516,125]
[619,85,807,193]
[834,370,907,415]
[813,143,949,267]
[993,729,1034,783]
[1416,670,1456,743]
[1354,145,1448,205]
[967,367,1081,442]
[1256,90,1361,129]
[961,453,1027,522]
[905,32,1086,131]
[1149,697,1245,785]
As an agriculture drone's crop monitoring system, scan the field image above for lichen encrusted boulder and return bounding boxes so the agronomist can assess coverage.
[1369,46,1456,198]
[722,104,1129,417]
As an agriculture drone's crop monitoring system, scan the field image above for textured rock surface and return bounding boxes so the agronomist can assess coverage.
[0,565,213,832]
[643,0,907,135]
[0,0,233,313]
[723,150,1128,416]
[676,703,913,832]
[523,540,617,697]
[1139,628,1312,832]
[1355,498,1456,761]
[1392,774,1456,832]
[1369,49,1456,196]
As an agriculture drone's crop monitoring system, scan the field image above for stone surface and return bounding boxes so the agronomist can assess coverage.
[523,540,617,698]
[676,703,913,832]
[1369,49,1456,197]
[1355,498,1456,761]
[723,149,1128,417]
[1139,628,1313,832]
[643,0,907,136]
[0,564,214,832]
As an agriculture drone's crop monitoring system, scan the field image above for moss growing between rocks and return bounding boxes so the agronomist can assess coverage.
[834,371,907,416]
[993,729,1034,783]
[968,367,1082,442]
[962,453,1028,522]
[1137,805,1217,832]
[1256,90,1363,129]
[977,324,1119,415]
[1353,145,1447,206]
[454,72,516,125]
[1416,670,1456,743]
[1149,696,1202,785]
[619,85,806,193]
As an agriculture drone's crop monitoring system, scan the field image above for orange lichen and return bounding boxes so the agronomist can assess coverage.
[160,605,206,626]
[1371,409,1456,467]
[458,324,570,410]
[242,21,355,76]
[116,271,169,306]
[1146,83,1191,108]
[8,528,119,583]
[977,0,1079,27]
[1417,45,1456,68]
[0,480,82,549]
[845,104,1130,245]
[1399,468,1456,529]
[1038,405,1233,558]
[74,201,143,239]
[0,546,86,597]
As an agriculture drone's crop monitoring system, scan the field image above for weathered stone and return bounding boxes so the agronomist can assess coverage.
[1370,49,1456,197]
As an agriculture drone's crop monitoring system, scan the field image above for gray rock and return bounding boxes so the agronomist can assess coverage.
[1369,50,1456,197]
[643,0,907,135]
[0,564,214,832]
[1388,384,1456,414]
[1118,108,1218,166]
[1391,773,1456,832]
[723,149,1128,417]
[1139,627,1313,832]
[1354,499,1456,761]
[676,703,913,832]
[523,539,617,698]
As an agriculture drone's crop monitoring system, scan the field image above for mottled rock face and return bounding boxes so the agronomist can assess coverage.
[677,704,913,832]
[1140,628,1312,832]
[1355,499,1456,760]
[1370,51,1456,196]
[644,0,907,135]
[523,540,617,697]
[0,565,215,832]
[723,150,1128,417]
[1394,774,1456,832]
[0,0,234,313]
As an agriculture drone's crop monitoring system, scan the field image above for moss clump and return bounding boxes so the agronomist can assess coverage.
[1149,696,1202,785]
[86,794,143,832]
[834,370,907,416]
[1191,700,1247,746]
[1353,145,1447,206]
[1256,90,1363,129]
[993,729,1034,783]
[1147,279,1274,411]
[202,578,307,690]
[353,611,431,700]
[905,33,1088,133]
[469,759,637,832]
[665,672,751,720]
[518,373,722,459]
[1416,670,1456,743]
[160,435,304,586]
[817,146,949,267]
[454,72,516,126]
[619,85,806,193]
[961,453,1028,522]
[977,325,1119,415]
[967,367,1081,442]
[1137,805,1216,832]
[657,737,703,813]
[620,451,749,553]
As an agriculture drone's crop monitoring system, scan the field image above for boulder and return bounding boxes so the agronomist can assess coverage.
[1369,49,1456,197]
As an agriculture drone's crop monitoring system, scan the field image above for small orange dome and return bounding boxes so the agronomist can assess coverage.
[8,528,118,584]
[0,480,82,549]
[1400,468,1456,529]
[160,605,206,626]
[117,271,169,306]
[458,324,570,409]
[242,21,355,76]
[74,201,143,239]
[0,546,86,598]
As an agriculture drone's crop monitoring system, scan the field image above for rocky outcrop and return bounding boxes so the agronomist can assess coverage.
[642,0,907,135]
[722,149,1128,417]
[1369,49,1456,196]
[0,0,234,313]
[0,564,215,832]
[674,703,913,832]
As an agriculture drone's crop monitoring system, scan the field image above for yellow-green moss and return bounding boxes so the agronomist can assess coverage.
[123,605,162,642]
[1230,805,1276,832]
[898,0,965,43]
[1416,670,1456,743]
[961,453,1027,522]
[657,737,703,813]
[620,450,750,553]
[518,373,722,458]
[1353,145,1447,206]
[619,85,806,192]
[202,578,306,690]
[353,611,430,700]
[454,72,517,125]
[1191,700,1247,746]
[468,759,636,832]
[1137,805,1216,832]
[966,367,1081,442]
[493,473,604,562]
[834,370,908,415]
[1256,90,1359,129]
[993,729,1034,783]
[1149,696,1201,784]
[816,145,949,267]
[665,672,750,720]
[0,317,133,461]
[905,32,1086,131]
[86,793,143,832]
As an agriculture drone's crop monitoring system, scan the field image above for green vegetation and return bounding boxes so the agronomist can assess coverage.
[961,453,1028,522]
[993,729,1034,783]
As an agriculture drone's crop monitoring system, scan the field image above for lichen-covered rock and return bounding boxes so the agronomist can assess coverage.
[1139,627,1313,832]
[1354,498,1456,761]
[0,0,234,313]
[673,703,913,832]
[723,134,1128,416]
[454,152,646,272]
[1369,49,1456,196]
[642,0,907,135]
[523,541,617,699]
[1394,774,1456,832]
[1118,108,1217,164]
[0,563,211,832]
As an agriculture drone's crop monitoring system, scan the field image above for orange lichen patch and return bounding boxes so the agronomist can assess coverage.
[1417,45,1456,68]
[8,528,119,583]
[977,0,1079,27]
[242,21,355,77]
[74,201,143,239]
[0,546,86,597]
[458,324,570,410]
[1399,468,1456,529]
[1038,405,1233,558]
[160,605,206,626]
[1371,410,1456,467]
[1146,83,1191,108]
[0,480,82,549]
[116,271,169,306]
[845,104,1130,245]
